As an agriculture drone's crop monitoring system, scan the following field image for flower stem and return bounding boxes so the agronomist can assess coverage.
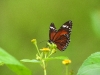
[47,49,53,58]
[44,67,46,75]
[31,39,41,56]
[35,43,41,56]
[42,60,47,75]
[66,65,69,75]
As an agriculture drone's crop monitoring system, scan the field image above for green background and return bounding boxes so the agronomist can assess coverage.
[0,0,100,75]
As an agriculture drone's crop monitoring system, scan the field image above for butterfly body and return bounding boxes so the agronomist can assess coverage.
[48,20,72,51]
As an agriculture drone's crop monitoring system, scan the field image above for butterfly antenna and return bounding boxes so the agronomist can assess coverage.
[39,40,49,48]
[39,40,47,44]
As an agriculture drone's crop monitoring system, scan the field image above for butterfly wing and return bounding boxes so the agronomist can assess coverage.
[54,35,69,50]
[51,20,72,51]
[49,23,57,42]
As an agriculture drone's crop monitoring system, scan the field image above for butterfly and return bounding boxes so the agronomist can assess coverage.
[48,20,72,51]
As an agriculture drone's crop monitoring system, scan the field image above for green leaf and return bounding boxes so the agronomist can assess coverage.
[77,52,100,75]
[21,59,41,63]
[91,11,100,37]
[44,56,69,61]
[0,47,31,75]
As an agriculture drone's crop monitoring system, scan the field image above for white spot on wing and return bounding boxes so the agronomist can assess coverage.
[63,25,69,28]
[69,28,71,29]
[50,26,55,29]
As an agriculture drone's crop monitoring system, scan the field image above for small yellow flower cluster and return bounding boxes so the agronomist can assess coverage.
[40,48,50,52]
[62,59,71,65]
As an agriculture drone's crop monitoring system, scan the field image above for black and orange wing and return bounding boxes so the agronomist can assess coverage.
[54,20,72,50]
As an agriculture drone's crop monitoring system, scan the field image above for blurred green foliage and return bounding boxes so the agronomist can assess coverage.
[77,52,100,75]
[0,48,31,75]
[91,11,100,38]
[0,0,100,75]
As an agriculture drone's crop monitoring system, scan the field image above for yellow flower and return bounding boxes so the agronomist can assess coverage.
[31,39,37,45]
[62,59,71,65]
[31,39,36,42]
[40,48,50,52]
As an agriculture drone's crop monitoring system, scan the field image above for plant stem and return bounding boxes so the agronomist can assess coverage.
[42,60,46,75]
[35,44,41,56]
[44,67,46,75]
[44,53,47,58]
[66,65,69,75]
[47,49,53,58]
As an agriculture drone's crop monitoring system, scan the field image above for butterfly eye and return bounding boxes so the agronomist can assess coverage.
[48,20,72,51]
